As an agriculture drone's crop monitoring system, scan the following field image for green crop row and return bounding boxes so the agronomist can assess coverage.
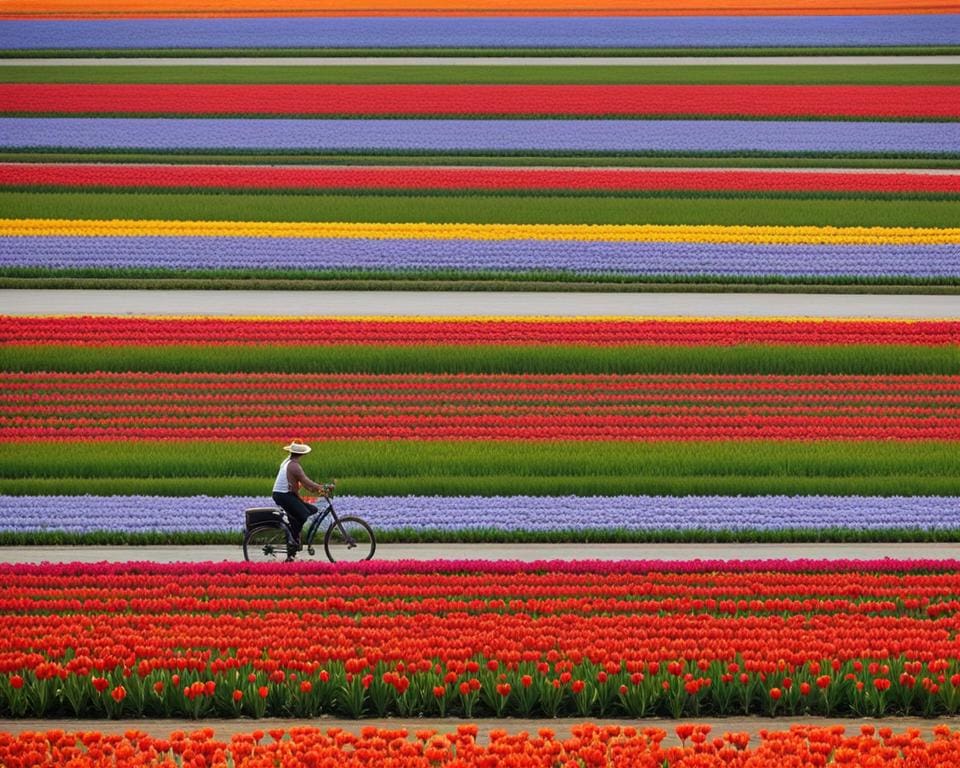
[1,526,957,546]
[1,441,957,498]
[2,64,957,85]
[5,439,954,479]
[5,344,957,376]
[4,191,960,227]
[3,268,957,293]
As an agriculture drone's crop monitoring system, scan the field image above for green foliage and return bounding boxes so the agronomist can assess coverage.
[3,64,958,85]
[1,440,957,497]
[4,190,960,227]
[4,343,957,375]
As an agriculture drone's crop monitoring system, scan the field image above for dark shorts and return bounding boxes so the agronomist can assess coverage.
[272,492,318,536]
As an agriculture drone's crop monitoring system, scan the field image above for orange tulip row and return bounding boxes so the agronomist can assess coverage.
[1,723,959,768]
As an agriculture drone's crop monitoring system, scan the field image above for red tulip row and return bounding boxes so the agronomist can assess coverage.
[3,371,957,441]
[3,316,958,346]
[3,724,959,768]
[4,84,959,118]
[0,563,959,719]
[3,163,960,194]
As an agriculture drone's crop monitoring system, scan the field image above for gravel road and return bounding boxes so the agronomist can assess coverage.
[4,290,959,318]
[2,542,957,564]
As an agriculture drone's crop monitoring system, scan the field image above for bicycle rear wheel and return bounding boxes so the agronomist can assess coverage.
[243,525,292,562]
[323,516,376,563]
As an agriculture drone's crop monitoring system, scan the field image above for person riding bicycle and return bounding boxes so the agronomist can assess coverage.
[272,439,326,559]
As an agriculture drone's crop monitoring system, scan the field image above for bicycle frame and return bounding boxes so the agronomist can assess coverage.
[301,497,336,548]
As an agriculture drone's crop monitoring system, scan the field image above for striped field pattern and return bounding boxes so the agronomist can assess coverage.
[0,2,958,289]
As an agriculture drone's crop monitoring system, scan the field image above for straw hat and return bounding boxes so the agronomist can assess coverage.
[283,439,311,454]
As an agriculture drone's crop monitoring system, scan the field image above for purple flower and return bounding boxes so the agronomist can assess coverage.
[1,118,957,153]
[2,237,957,278]
[0,15,954,50]
[2,495,957,534]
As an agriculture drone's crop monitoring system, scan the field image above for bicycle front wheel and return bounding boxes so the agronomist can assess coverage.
[323,516,376,563]
[243,525,291,562]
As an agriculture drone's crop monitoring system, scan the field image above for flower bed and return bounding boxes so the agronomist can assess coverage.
[2,723,958,768]
[6,84,960,118]
[5,316,958,347]
[1,560,959,719]
[3,494,958,539]
[3,370,957,441]
[4,117,959,154]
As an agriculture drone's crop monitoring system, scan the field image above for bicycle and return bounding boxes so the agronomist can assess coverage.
[242,482,376,563]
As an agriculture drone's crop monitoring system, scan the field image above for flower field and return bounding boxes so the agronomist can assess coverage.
[6,494,960,543]
[0,3,958,291]
[2,2,960,765]
[1,560,960,720]
[1,314,957,541]
[6,724,960,768]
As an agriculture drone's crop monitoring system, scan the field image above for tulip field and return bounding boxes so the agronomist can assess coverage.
[2,1,960,765]
[6,724,960,768]
[1,314,958,542]
[2,560,960,720]
[0,2,958,291]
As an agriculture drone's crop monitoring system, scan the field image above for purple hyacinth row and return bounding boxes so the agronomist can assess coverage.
[2,118,957,154]
[2,495,957,534]
[2,236,958,278]
[1,15,953,50]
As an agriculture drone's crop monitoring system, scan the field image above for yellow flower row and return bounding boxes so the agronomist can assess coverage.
[4,219,960,245]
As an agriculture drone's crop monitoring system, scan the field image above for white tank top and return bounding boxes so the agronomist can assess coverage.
[272,457,292,493]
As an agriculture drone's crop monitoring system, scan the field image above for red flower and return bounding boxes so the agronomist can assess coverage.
[110,685,126,703]
[9,675,23,690]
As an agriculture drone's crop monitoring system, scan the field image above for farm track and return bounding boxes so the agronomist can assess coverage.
[4,289,960,318]
[0,716,955,745]
[2,542,959,564]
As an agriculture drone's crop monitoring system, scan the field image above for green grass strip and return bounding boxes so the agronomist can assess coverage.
[3,64,958,85]
[1,440,957,497]
[5,190,959,227]
[2,268,957,293]
[4,152,959,169]
[4,344,957,375]
[1,526,957,545]
[4,46,959,57]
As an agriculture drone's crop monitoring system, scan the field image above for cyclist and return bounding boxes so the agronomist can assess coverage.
[272,439,326,559]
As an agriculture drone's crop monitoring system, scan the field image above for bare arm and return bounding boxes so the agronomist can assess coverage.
[288,461,324,493]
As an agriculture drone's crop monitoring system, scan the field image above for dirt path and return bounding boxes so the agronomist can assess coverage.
[4,290,959,318]
[2,542,958,564]
[1,715,954,746]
